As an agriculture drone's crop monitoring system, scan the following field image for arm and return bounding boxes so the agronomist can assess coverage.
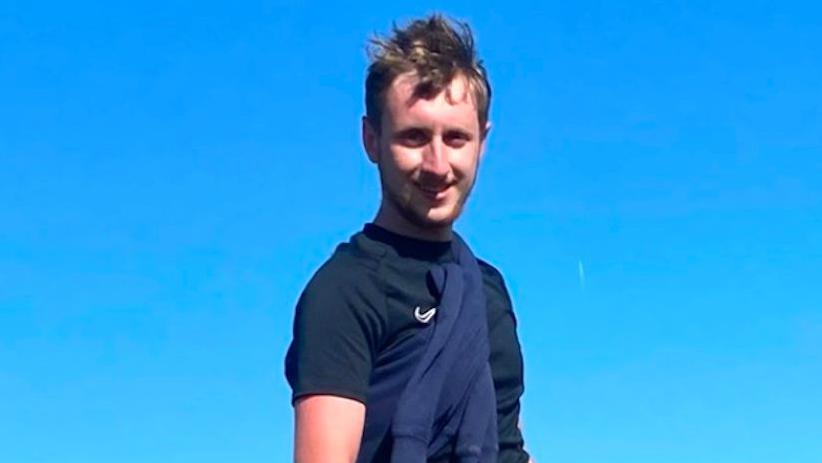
[479,260,531,463]
[294,395,366,463]
[287,260,382,462]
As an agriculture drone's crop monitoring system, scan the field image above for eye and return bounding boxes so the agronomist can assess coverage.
[444,130,471,148]
[395,128,430,148]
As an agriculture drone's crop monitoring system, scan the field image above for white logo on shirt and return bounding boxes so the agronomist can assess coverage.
[414,306,437,324]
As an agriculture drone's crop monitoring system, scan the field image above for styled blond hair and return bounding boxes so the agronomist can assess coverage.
[365,14,491,132]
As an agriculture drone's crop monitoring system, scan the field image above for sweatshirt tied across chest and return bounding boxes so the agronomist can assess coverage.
[357,226,498,462]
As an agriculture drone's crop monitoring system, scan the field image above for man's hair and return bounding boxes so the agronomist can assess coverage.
[365,14,491,132]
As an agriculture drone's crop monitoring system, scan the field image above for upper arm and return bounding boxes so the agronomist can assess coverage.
[285,259,383,404]
[286,258,384,461]
[294,395,366,463]
[480,260,531,463]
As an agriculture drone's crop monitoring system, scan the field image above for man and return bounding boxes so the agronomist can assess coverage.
[285,14,530,462]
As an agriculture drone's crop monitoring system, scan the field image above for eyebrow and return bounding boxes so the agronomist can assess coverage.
[393,126,432,136]
[394,119,475,133]
[393,124,475,138]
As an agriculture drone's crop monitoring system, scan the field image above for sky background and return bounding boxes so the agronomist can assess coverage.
[2,1,821,462]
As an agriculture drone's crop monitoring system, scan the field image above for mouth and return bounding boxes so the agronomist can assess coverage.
[416,184,450,202]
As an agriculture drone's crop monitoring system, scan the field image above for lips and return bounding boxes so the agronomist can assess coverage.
[417,184,450,201]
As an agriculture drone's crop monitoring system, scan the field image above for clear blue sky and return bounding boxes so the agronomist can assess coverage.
[2,1,820,462]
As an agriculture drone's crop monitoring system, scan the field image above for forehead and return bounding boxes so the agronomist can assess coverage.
[382,73,480,130]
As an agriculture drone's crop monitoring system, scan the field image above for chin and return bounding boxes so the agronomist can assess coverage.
[415,205,462,229]
[387,190,465,232]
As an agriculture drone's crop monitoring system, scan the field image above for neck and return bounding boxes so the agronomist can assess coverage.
[373,203,452,242]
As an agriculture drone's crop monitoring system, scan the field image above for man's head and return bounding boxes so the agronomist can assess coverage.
[362,14,492,240]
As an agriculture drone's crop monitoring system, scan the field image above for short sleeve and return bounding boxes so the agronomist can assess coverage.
[285,257,384,405]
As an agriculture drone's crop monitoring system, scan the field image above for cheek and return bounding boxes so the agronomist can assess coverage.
[452,150,480,180]
[379,146,420,193]
[384,144,422,173]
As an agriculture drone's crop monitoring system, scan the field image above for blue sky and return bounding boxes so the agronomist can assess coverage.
[2,1,820,462]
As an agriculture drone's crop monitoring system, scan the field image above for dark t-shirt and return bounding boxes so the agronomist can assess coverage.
[285,224,529,462]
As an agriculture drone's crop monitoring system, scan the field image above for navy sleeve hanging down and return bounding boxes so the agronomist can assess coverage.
[358,234,498,462]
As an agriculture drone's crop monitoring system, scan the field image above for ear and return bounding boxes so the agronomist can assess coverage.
[479,121,492,159]
[362,116,380,164]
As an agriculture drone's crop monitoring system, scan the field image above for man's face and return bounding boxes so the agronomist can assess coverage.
[363,73,488,236]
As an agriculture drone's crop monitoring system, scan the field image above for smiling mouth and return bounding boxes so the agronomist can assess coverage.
[417,184,450,201]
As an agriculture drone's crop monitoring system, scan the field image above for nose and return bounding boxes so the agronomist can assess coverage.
[421,138,450,178]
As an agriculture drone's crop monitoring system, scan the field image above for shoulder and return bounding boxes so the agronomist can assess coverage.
[294,238,389,341]
[301,239,383,304]
[286,237,388,403]
[477,258,513,303]
[476,257,521,331]
[477,258,505,283]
